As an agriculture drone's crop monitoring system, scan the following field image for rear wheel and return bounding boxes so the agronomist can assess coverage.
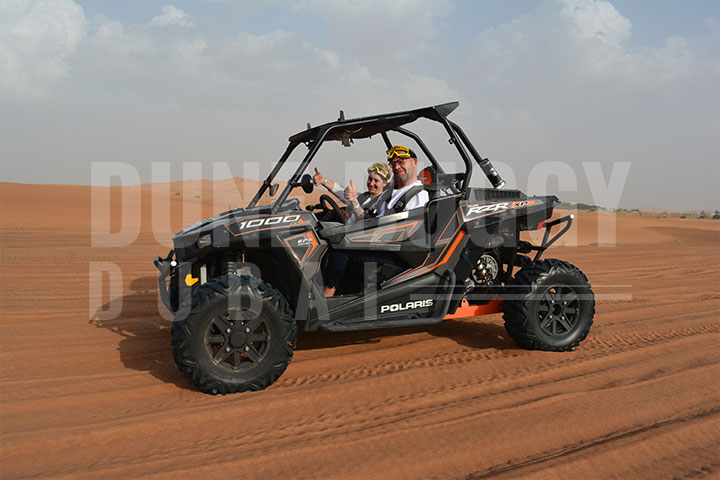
[172,275,296,394]
[502,259,594,351]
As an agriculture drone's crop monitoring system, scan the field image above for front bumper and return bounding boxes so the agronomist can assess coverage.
[153,249,175,312]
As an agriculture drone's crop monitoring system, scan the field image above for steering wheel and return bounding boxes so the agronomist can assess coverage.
[319,194,347,225]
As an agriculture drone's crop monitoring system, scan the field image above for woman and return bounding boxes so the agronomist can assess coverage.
[313,162,391,297]
[313,162,390,222]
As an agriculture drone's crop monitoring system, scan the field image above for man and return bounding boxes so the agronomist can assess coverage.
[345,144,429,216]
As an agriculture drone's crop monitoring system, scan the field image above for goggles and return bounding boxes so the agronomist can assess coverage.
[367,162,390,181]
[387,145,413,161]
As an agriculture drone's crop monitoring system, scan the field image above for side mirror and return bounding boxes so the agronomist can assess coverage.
[301,174,314,194]
[269,183,279,196]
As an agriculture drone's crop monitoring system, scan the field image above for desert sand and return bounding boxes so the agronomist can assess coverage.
[1,181,718,479]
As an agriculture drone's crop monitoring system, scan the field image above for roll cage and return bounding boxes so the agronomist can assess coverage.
[247,102,507,213]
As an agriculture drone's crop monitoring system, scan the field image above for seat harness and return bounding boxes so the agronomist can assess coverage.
[366,184,426,218]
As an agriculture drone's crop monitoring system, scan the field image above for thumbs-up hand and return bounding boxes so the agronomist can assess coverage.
[344,179,357,205]
[313,167,325,186]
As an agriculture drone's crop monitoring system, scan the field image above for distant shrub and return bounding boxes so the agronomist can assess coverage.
[576,203,602,211]
[556,202,602,211]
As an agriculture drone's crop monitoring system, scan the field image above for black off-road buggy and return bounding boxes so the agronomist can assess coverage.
[154,102,595,395]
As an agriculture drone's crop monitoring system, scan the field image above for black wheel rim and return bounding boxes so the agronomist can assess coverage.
[537,286,580,337]
[204,308,271,371]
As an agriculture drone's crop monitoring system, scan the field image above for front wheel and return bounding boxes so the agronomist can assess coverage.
[502,259,595,351]
[172,275,296,394]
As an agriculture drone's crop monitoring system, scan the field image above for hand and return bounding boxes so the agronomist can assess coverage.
[313,168,325,186]
[344,179,357,205]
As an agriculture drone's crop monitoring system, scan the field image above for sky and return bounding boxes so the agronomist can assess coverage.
[1,0,718,211]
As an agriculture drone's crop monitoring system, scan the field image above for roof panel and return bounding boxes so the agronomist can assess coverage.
[288,101,459,143]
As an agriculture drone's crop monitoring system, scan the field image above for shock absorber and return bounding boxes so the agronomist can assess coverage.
[220,253,237,276]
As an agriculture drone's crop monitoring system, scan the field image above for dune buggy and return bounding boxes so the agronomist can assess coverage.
[154,102,595,394]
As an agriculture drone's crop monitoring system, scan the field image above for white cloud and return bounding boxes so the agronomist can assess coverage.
[151,5,193,28]
[170,37,207,74]
[87,14,154,56]
[1,1,716,210]
[466,1,717,95]
[0,0,87,97]
[91,14,123,41]
[0,3,460,188]
[462,0,719,209]
[560,0,631,49]
[289,0,454,73]
[235,29,295,55]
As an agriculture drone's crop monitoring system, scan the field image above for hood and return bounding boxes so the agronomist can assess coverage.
[172,198,302,240]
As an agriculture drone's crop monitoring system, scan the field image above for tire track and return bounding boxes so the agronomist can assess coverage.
[461,407,720,479]
[13,321,718,433]
[21,358,717,480]
[70,360,719,480]
[274,323,720,390]
[196,343,720,445]
[4,320,718,440]
[6,321,717,447]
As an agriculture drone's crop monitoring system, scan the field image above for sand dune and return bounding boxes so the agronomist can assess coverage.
[1,181,718,479]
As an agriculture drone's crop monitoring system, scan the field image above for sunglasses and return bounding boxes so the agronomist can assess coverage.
[388,157,410,167]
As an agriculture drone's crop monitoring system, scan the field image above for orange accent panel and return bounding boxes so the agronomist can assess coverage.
[439,230,465,264]
[348,221,420,243]
[300,232,319,263]
[390,229,466,284]
[284,231,318,265]
[444,299,502,320]
[436,212,460,244]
